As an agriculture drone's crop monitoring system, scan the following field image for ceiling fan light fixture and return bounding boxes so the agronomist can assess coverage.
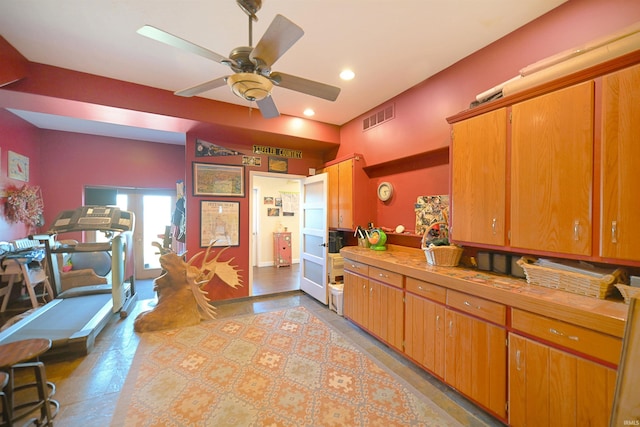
[227,73,273,101]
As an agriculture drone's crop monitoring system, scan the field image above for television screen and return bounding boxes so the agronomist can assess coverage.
[84,187,118,206]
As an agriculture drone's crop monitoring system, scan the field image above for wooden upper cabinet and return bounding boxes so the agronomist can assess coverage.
[326,156,370,231]
[511,81,594,256]
[451,108,507,246]
[601,63,640,261]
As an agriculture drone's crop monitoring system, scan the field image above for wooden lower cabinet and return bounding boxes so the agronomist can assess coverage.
[343,268,403,351]
[405,293,446,378]
[445,309,508,419]
[509,333,617,427]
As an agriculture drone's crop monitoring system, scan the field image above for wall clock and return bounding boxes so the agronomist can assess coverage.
[377,181,393,202]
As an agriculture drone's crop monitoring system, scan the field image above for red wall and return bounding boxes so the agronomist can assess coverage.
[38,130,185,229]
[338,0,640,236]
[183,131,325,300]
[0,108,42,241]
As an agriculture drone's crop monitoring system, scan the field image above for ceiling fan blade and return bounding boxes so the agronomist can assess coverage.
[174,77,228,97]
[250,15,304,69]
[137,25,230,64]
[257,96,280,118]
[269,72,341,101]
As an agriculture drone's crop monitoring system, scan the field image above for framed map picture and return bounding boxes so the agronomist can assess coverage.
[200,200,240,247]
[193,163,244,197]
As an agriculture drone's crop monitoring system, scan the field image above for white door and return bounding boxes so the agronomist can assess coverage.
[300,173,328,304]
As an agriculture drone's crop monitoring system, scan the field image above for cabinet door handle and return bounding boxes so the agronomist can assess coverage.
[516,349,522,371]
[436,315,441,331]
[492,218,497,235]
[449,320,453,337]
[611,221,618,244]
[464,301,481,310]
[378,273,388,278]
[549,328,579,341]
[573,220,580,241]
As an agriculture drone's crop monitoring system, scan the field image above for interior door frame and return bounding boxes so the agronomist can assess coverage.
[248,170,305,296]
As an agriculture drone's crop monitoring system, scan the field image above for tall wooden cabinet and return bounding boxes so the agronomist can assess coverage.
[600,63,640,260]
[325,155,370,230]
[451,108,507,246]
[511,81,594,256]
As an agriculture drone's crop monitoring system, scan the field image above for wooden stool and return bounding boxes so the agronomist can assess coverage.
[0,371,10,426]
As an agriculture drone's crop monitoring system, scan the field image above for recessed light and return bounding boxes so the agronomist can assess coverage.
[303,108,315,117]
[340,69,355,80]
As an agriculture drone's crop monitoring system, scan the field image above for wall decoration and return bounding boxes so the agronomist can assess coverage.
[415,195,450,236]
[267,208,280,217]
[275,198,282,207]
[5,184,44,228]
[268,157,288,173]
[253,145,302,159]
[200,200,240,247]
[8,151,29,182]
[193,163,244,197]
[279,191,300,215]
[196,139,243,157]
[242,156,261,166]
[263,197,274,205]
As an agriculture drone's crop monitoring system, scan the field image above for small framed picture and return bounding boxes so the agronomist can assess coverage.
[200,200,240,247]
[8,151,29,182]
[268,157,288,174]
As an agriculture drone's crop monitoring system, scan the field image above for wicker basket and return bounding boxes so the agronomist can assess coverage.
[615,284,640,304]
[421,222,463,267]
[516,257,624,299]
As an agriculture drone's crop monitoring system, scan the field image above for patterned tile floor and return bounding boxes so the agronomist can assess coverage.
[12,275,505,426]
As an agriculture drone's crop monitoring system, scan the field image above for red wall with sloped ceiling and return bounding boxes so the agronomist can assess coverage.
[0,108,42,241]
[38,130,185,229]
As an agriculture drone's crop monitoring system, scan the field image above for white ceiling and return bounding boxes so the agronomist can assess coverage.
[0,0,567,144]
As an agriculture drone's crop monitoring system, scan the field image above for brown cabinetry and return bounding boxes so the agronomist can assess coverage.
[509,333,617,427]
[343,259,403,351]
[325,155,370,230]
[404,278,446,378]
[451,108,507,246]
[444,290,507,419]
[600,63,640,261]
[511,81,594,256]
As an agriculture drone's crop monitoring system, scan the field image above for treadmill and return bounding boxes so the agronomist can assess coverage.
[0,206,137,359]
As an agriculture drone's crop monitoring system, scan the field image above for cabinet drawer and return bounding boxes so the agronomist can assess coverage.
[447,289,506,325]
[511,309,622,365]
[343,259,369,276]
[369,266,403,288]
[405,277,446,304]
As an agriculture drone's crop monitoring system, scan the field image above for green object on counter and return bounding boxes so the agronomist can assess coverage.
[368,229,387,251]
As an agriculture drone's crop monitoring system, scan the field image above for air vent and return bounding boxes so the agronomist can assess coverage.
[362,104,395,131]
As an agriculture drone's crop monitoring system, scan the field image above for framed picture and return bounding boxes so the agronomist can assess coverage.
[200,200,240,247]
[193,163,244,197]
[8,151,29,182]
[268,157,288,173]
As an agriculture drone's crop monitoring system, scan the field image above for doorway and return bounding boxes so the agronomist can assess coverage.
[249,172,304,296]
[93,188,175,280]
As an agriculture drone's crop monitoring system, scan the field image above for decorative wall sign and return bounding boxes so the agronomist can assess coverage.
[242,156,262,166]
[253,145,302,159]
[8,151,29,182]
[268,157,288,173]
[193,163,244,197]
[196,139,243,157]
[200,200,240,247]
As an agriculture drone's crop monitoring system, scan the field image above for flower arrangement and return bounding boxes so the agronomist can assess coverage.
[5,184,44,228]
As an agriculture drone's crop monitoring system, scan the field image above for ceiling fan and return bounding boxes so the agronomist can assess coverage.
[137,0,341,119]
